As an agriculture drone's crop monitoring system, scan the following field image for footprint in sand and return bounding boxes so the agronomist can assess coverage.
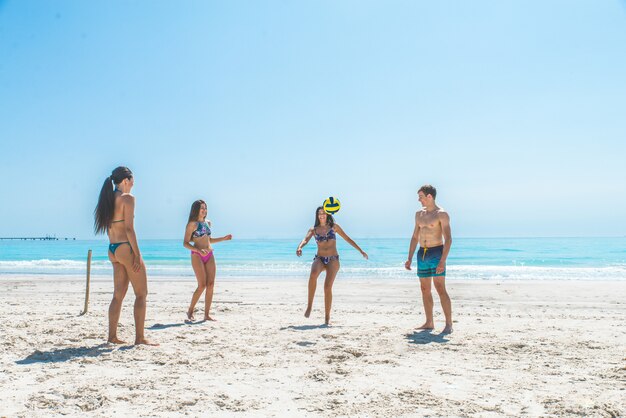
[307,369,329,382]
[326,354,350,364]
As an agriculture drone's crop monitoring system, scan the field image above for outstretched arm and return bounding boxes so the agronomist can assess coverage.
[210,234,233,244]
[405,214,420,270]
[436,212,452,274]
[296,228,314,256]
[334,224,368,259]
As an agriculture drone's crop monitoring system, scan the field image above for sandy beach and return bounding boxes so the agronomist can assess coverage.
[0,276,624,417]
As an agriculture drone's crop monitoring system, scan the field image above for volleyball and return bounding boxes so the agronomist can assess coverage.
[323,197,341,215]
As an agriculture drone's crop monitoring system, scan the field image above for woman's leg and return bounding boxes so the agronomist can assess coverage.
[113,245,157,345]
[203,254,217,320]
[305,259,325,318]
[188,254,207,320]
[323,259,340,325]
[108,259,129,343]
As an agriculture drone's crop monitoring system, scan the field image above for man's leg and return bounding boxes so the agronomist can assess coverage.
[433,276,452,333]
[418,277,434,329]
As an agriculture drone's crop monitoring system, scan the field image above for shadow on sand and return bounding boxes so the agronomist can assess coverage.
[405,329,450,345]
[16,343,116,364]
[280,324,330,331]
[148,321,206,330]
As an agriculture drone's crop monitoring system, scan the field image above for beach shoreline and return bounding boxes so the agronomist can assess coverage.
[1,276,624,416]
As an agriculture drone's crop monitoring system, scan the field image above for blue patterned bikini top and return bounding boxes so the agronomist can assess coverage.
[314,227,336,242]
[192,221,211,238]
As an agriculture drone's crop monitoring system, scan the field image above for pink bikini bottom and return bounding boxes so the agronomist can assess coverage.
[192,250,213,264]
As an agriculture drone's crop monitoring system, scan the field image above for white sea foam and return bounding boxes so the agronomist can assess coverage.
[447,265,626,281]
[0,259,109,270]
[1,259,624,280]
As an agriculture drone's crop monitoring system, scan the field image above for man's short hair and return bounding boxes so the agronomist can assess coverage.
[418,184,437,199]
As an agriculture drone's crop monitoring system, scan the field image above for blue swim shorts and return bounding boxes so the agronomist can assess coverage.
[417,245,446,278]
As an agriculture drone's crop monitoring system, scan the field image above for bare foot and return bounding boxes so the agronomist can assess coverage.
[304,307,312,318]
[441,324,453,334]
[324,317,331,326]
[186,310,195,322]
[416,322,435,330]
[204,315,216,321]
[135,338,159,346]
[107,337,127,344]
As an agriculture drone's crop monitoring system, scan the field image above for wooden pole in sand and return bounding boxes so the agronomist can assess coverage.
[79,249,92,316]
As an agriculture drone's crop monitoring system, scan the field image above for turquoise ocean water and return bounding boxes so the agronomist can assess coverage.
[0,237,624,280]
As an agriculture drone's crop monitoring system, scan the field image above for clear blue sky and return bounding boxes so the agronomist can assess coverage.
[1,1,625,239]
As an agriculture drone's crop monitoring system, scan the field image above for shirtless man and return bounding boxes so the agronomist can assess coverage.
[405,185,453,334]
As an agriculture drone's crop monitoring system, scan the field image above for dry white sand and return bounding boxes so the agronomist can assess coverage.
[1,275,624,417]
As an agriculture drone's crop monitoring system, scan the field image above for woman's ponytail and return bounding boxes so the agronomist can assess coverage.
[94,176,115,235]
[94,167,133,235]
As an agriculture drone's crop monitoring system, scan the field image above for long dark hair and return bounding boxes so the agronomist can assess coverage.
[314,206,334,228]
[188,200,207,223]
[94,166,133,235]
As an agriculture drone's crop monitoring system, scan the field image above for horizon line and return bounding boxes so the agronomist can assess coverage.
[13,235,626,241]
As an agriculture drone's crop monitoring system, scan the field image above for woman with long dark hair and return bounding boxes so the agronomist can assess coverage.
[94,166,156,346]
[296,207,367,325]
[183,200,232,321]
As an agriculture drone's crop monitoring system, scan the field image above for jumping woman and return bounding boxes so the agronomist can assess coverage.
[296,207,368,325]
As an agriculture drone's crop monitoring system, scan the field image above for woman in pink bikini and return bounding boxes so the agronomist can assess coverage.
[183,200,232,321]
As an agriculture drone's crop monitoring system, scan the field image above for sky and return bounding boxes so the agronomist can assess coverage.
[1,1,625,239]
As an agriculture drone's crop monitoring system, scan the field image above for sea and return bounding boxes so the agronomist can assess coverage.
[0,237,624,281]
